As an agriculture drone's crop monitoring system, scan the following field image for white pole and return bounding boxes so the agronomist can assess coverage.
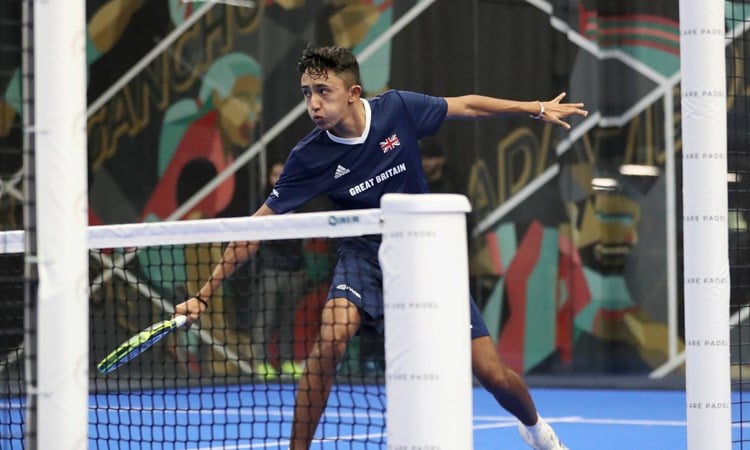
[33,0,89,449]
[380,193,473,449]
[679,1,731,449]
[665,87,680,363]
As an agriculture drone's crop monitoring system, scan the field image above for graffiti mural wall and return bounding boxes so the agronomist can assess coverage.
[3,0,731,378]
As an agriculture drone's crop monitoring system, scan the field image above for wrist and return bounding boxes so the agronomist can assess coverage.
[194,294,209,309]
[529,100,544,120]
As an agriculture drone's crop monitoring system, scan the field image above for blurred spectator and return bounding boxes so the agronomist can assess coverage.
[251,162,306,379]
[419,136,463,194]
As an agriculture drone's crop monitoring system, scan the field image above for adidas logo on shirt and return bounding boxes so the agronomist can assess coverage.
[336,284,362,299]
[334,164,350,179]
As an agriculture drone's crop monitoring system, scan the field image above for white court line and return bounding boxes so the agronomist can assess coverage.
[474,415,750,429]
[473,416,688,429]
[175,414,701,450]
[87,404,386,420]
[11,401,750,450]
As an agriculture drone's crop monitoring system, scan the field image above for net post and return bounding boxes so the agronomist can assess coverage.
[379,193,473,449]
[679,1,731,448]
[31,1,88,449]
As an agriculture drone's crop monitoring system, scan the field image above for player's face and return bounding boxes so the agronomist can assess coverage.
[421,155,445,182]
[300,69,356,132]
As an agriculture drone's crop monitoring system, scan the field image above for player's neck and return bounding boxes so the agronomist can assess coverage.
[330,99,366,139]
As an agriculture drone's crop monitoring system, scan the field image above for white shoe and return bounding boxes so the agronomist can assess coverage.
[517,416,568,450]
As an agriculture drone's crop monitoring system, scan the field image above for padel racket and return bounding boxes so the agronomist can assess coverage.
[97,315,188,374]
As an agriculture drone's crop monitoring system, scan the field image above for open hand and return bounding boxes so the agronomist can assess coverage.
[539,92,588,129]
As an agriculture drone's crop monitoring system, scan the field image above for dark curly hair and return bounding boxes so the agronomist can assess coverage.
[297,45,362,87]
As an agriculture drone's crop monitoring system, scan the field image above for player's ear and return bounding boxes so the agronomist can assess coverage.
[348,84,363,102]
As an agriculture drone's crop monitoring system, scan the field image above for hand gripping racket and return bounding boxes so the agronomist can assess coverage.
[97,315,188,374]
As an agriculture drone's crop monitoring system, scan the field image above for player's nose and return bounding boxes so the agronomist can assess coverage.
[308,93,323,110]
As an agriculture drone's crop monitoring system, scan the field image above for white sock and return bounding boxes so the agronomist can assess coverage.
[524,414,546,439]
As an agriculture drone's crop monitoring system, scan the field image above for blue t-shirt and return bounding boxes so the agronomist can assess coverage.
[265,90,447,213]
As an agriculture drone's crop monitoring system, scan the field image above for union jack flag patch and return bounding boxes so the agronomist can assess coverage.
[379,134,400,153]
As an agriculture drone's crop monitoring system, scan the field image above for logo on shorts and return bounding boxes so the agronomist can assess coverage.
[336,284,362,299]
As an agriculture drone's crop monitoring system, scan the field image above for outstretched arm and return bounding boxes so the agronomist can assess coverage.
[445,92,587,129]
[174,203,277,325]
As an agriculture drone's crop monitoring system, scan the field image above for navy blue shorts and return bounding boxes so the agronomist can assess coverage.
[327,237,489,339]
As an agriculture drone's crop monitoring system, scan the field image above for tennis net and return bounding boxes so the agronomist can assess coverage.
[728,3,750,446]
[1,193,474,449]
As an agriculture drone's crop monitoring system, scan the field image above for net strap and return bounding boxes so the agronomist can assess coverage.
[0,208,382,252]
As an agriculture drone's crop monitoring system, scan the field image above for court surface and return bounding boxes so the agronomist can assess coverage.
[4,384,739,449]
[87,384,689,449]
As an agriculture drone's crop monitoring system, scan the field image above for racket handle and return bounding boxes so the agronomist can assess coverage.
[173,315,188,328]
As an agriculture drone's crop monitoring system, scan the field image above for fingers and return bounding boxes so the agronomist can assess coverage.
[547,92,586,113]
[538,93,588,129]
[546,116,571,130]
[173,297,206,327]
[565,106,588,119]
[542,107,586,128]
[551,92,567,103]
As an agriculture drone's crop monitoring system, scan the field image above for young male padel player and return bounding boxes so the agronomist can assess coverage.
[175,45,587,450]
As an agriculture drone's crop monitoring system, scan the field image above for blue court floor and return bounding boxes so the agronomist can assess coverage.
[476,387,688,450]
[1,384,735,449]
